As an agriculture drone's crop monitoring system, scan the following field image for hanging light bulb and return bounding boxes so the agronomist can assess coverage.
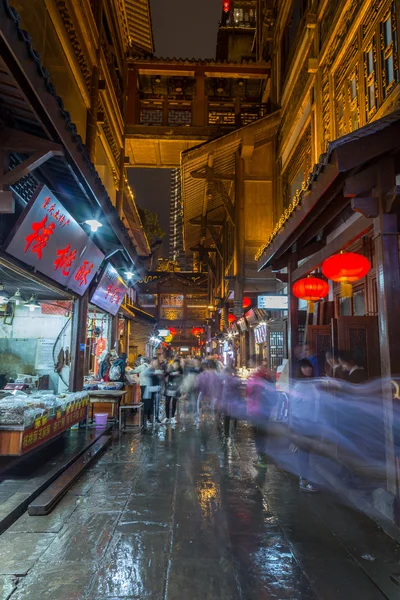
[8,288,23,306]
[124,271,134,281]
[24,295,41,311]
[0,283,9,304]
[84,219,102,232]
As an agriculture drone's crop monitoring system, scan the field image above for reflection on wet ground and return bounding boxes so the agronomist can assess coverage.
[0,420,399,599]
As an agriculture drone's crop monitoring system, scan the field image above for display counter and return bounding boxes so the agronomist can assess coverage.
[88,390,127,423]
[0,392,89,456]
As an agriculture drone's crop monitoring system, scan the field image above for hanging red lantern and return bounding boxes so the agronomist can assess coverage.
[227,313,237,324]
[322,252,370,298]
[242,297,251,309]
[292,276,329,313]
[192,326,204,336]
[169,327,177,336]
[223,0,231,13]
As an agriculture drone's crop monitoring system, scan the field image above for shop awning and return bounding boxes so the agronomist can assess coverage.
[257,110,400,272]
[0,2,145,276]
[121,302,156,324]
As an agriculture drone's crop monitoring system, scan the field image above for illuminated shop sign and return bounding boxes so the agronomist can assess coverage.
[5,184,104,295]
[90,263,128,316]
[257,295,288,310]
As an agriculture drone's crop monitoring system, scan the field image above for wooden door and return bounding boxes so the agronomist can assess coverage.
[334,316,380,378]
[307,325,332,356]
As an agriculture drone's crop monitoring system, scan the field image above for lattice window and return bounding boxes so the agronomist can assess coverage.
[335,67,360,137]
[168,107,192,126]
[208,106,235,126]
[364,39,378,119]
[381,4,399,98]
[282,124,311,209]
[140,105,163,125]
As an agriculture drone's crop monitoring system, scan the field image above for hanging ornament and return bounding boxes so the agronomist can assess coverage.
[242,297,252,309]
[223,0,231,13]
[322,252,370,298]
[227,313,237,324]
[192,326,204,336]
[292,276,329,314]
[169,326,177,336]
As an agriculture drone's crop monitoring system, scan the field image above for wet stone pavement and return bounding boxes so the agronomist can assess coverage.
[1,420,400,599]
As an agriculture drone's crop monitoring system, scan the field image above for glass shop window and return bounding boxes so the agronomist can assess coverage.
[353,289,366,316]
[339,297,352,316]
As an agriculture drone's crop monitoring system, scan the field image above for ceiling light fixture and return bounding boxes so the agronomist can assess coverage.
[124,271,134,281]
[8,289,23,305]
[0,283,9,304]
[84,219,102,232]
[24,295,41,311]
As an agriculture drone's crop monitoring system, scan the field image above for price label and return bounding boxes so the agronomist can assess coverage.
[34,417,42,429]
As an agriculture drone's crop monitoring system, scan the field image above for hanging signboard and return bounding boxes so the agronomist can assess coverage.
[5,184,104,295]
[90,263,128,316]
[257,295,288,310]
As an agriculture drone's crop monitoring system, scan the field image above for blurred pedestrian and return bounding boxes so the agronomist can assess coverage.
[132,357,149,401]
[144,358,164,426]
[291,358,320,492]
[164,359,183,424]
[338,350,367,383]
[247,360,275,467]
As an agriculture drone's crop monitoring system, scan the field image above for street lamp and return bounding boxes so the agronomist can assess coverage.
[85,219,102,232]
[8,289,23,305]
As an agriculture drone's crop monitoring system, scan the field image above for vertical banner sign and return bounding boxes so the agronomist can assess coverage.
[5,184,104,295]
[90,263,128,316]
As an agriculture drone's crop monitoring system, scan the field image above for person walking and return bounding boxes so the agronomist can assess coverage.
[291,358,321,492]
[132,357,149,401]
[164,359,183,424]
[247,360,275,467]
[144,358,164,426]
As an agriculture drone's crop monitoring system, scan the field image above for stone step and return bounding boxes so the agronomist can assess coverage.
[28,435,111,516]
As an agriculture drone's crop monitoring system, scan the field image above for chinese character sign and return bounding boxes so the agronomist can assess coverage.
[5,185,104,295]
[91,263,128,315]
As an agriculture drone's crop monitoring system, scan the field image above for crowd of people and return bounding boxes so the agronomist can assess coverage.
[98,343,385,500]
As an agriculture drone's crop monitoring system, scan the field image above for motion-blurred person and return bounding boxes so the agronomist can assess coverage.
[325,351,344,379]
[291,358,321,492]
[98,351,111,381]
[164,359,183,424]
[144,358,164,426]
[338,350,367,383]
[221,366,241,436]
[132,357,149,401]
[247,360,275,467]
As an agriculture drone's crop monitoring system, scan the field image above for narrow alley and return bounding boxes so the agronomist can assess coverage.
[2,421,400,600]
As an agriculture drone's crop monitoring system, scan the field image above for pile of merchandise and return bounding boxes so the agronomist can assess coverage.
[0,391,88,428]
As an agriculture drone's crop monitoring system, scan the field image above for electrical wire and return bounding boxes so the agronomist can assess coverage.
[52,316,71,390]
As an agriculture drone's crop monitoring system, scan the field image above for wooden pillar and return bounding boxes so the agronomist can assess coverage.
[373,160,400,496]
[235,95,242,129]
[287,252,299,381]
[233,150,245,316]
[126,68,140,125]
[109,314,119,353]
[124,318,130,356]
[86,0,103,161]
[193,71,206,127]
[69,292,89,392]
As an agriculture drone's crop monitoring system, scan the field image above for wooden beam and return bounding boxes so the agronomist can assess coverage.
[191,169,271,182]
[207,223,223,259]
[0,128,63,154]
[213,180,235,225]
[0,149,64,187]
[292,216,372,281]
[351,196,379,218]
[189,217,224,225]
[343,166,378,197]
[385,185,400,213]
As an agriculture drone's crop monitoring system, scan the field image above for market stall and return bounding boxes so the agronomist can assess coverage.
[0,391,88,456]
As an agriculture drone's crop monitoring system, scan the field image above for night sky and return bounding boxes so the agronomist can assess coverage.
[128,0,221,256]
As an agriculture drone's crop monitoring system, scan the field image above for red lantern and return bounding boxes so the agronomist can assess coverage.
[223,0,231,13]
[192,326,204,336]
[227,313,236,324]
[292,276,329,313]
[169,327,177,336]
[322,252,370,298]
[242,297,251,309]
